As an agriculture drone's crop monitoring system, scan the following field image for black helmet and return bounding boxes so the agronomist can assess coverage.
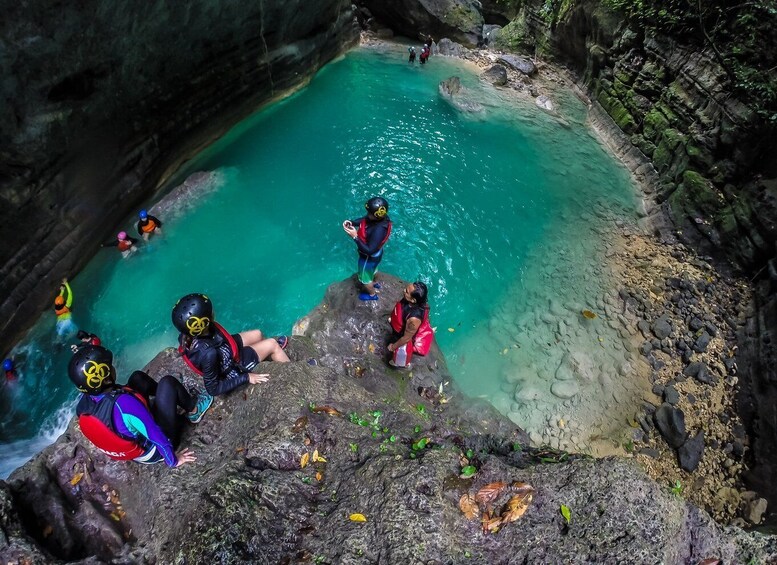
[68,345,116,394]
[365,196,389,219]
[172,293,213,337]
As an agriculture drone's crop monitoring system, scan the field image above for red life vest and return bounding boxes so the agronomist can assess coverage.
[118,239,133,252]
[179,322,239,376]
[77,388,149,460]
[357,218,392,255]
[390,301,434,356]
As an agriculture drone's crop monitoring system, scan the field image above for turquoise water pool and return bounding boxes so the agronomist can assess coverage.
[0,46,644,476]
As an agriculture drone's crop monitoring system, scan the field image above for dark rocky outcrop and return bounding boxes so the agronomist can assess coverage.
[356,0,484,46]
[1,276,775,563]
[481,64,508,86]
[0,0,359,356]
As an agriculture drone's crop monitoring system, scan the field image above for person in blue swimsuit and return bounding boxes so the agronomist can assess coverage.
[342,197,393,301]
[68,345,212,467]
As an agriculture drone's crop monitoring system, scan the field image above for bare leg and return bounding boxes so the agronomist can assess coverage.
[362,282,376,295]
[143,232,151,241]
[250,338,290,363]
[239,329,264,347]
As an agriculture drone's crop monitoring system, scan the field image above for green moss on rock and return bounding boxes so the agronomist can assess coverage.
[597,90,637,133]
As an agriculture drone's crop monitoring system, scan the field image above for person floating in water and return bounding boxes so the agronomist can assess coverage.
[54,278,77,339]
[102,231,138,258]
[408,46,416,63]
[71,330,102,353]
[3,358,17,382]
[136,209,163,241]
[343,196,392,301]
[173,293,290,397]
[68,344,210,467]
[388,281,434,368]
[419,43,431,65]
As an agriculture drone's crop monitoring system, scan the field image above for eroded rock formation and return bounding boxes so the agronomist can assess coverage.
[1,276,775,563]
[0,0,359,355]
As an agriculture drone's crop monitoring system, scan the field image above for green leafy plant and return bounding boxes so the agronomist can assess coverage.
[670,480,683,496]
[412,437,430,451]
[349,443,358,453]
[560,504,572,524]
[460,465,477,478]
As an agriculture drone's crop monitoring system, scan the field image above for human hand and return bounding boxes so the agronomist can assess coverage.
[387,343,396,352]
[175,448,197,467]
[62,277,68,284]
[248,373,270,385]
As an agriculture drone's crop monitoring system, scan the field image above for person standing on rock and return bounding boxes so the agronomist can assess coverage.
[68,344,208,468]
[172,293,290,397]
[136,209,163,241]
[388,281,433,368]
[342,196,392,301]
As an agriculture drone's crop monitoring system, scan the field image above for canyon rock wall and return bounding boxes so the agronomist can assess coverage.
[0,0,359,354]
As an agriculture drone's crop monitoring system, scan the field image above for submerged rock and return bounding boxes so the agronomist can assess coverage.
[0,275,774,563]
[438,76,484,113]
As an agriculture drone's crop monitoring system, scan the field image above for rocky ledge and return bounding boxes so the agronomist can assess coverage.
[1,275,775,563]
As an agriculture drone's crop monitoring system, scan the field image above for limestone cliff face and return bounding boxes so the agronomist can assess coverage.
[1,276,774,563]
[0,0,358,354]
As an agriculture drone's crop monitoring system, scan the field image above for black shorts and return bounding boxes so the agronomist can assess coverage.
[232,333,260,370]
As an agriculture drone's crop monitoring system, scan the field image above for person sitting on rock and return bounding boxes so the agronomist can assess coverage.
[136,209,163,241]
[173,293,290,397]
[68,344,210,467]
[54,277,77,339]
[388,281,433,368]
[102,231,139,258]
[342,196,392,301]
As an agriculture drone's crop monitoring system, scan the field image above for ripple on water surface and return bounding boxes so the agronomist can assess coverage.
[1,45,647,477]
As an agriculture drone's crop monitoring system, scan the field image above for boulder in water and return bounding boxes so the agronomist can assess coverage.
[535,95,555,113]
[551,380,580,399]
[438,76,484,113]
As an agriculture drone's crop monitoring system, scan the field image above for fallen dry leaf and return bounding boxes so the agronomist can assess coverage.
[458,494,479,520]
[316,472,323,482]
[500,492,533,524]
[475,482,507,505]
[349,513,367,522]
[312,406,343,417]
[292,416,308,432]
[300,452,310,469]
[70,472,84,486]
[304,436,311,446]
[312,449,327,463]
[368,343,376,353]
[485,517,502,533]
[511,482,534,494]
[235,447,245,453]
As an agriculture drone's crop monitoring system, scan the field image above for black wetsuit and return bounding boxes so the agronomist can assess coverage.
[180,332,258,396]
[137,215,163,236]
[350,216,392,259]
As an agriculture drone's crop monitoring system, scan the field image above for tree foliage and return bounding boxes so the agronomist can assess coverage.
[603,0,777,123]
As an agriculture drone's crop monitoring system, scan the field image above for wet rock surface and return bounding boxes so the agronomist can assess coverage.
[2,276,775,563]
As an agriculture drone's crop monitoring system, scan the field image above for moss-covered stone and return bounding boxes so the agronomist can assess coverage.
[493,17,532,51]
[442,4,483,32]
[643,108,670,142]
[597,90,637,133]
